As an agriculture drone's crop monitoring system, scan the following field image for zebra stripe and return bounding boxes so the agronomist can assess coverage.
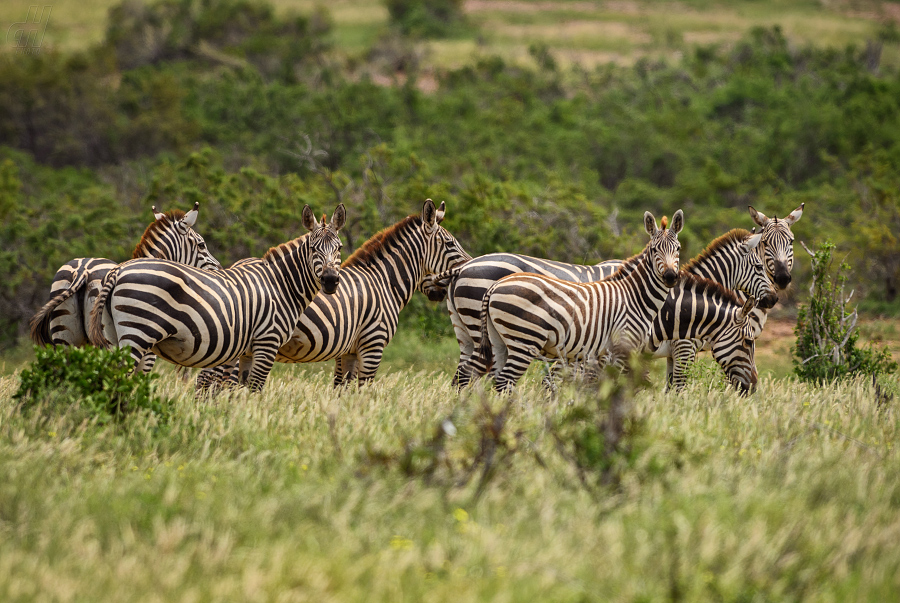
[448,227,775,389]
[29,203,221,349]
[88,205,345,393]
[431,254,620,385]
[273,199,469,385]
[469,210,683,393]
[662,203,804,388]
[648,275,759,393]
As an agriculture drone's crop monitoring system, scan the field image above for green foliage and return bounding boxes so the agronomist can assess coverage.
[106,0,332,81]
[793,241,898,383]
[549,354,680,490]
[383,0,466,39]
[14,345,171,424]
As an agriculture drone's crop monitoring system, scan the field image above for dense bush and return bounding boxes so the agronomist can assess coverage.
[793,241,897,383]
[383,0,466,38]
[13,345,171,424]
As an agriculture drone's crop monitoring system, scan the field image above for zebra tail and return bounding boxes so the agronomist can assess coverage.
[477,282,499,369]
[28,269,90,346]
[88,269,118,349]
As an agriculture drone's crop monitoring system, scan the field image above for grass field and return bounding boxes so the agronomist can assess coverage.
[2,0,898,67]
[2,360,899,601]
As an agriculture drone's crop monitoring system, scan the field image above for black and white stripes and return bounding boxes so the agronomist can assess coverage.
[88,204,345,393]
[29,203,221,349]
[469,211,684,393]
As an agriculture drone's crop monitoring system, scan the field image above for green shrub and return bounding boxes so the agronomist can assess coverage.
[13,346,171,424]
[792,241,898,383]
[383,0,466,38]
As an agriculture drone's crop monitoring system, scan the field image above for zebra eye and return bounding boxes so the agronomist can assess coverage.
[198,242,206,250]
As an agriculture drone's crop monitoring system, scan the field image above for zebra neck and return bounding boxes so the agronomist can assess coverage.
[265,237,320,308]
[684,241,741,289]
[621,258,671,318]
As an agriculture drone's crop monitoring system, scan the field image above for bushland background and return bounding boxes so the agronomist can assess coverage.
[1,0,900,377]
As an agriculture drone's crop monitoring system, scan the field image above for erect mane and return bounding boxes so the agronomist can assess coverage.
[678,272,743,307]
[605,246,648,281]
[681,228,751,273]
[132,209,187,259]
[342,214,422,268]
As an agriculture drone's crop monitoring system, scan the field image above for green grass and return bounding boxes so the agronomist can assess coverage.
[1,363,899,600]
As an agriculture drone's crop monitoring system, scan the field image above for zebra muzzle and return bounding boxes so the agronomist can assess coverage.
[321,267,340,294]
[662,268,678,287]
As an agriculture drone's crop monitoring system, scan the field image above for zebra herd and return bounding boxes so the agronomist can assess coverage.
[29,198,804,395]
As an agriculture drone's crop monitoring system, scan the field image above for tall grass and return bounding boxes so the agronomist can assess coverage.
[1,366,898,601]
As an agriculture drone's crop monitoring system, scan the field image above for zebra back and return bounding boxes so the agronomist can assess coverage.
[30,203,221,347]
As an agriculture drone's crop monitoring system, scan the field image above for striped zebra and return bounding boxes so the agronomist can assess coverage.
[469,210,683,393]
[658,203,804,388]
[88,205,345,393]
[648,275,760,392]
[429,254,619,386]
[29,202,221,349]
[445,226,775,389]
[202,199,471,388]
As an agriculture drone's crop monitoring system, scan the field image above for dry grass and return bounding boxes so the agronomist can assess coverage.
[1,357,899,600]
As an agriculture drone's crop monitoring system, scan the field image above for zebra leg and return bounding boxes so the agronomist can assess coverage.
[355,347,386,385]
[333,355,358,388]
[492,343,536,394]
[669,340,700,392]
[665,355,675,390]
[246,345,279,394]
[195,365,224,396]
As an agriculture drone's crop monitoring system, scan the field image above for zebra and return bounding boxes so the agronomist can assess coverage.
[202,199,471,389]
[468,210,683,393]
[88,204,346,393]
[29,202,221,350]
[648,275,760,393]
[426,255,620,385]
[444,226,775,389]
[656,203,804,388]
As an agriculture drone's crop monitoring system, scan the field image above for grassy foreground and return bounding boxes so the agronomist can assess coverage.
[1,365,899,601]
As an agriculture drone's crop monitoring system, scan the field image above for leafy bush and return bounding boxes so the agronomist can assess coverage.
[793,241,897,383]
[106,0,332,81]
[383,0,466,38]
[13,345,171,424]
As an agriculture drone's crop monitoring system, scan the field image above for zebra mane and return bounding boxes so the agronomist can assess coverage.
[678,272,743,307]
[131,209,187,259]
[681,228,752,273]
[342,214,421,268]
[605,247,647,281]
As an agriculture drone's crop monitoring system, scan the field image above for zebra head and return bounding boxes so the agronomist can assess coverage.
[712,296,759,395]
[142,202,222,271]
[644,209,684,288]
[301,203,346,295]
[749,203,803,291]
[737,233,778,310]
[420,198,472,282]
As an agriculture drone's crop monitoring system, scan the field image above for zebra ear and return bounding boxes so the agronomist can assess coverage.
[435,201,446,224]
[643,211,658,236]
[748,205,769,227]
[423,198,438,230]
[738,296,756,321]
[330,203,346,233]
[744,232,763,252]
[152,205,166,221]
[182,202,199,228]
[301,205,317,232]
[782,202,804,227]
[670,209,684,234]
